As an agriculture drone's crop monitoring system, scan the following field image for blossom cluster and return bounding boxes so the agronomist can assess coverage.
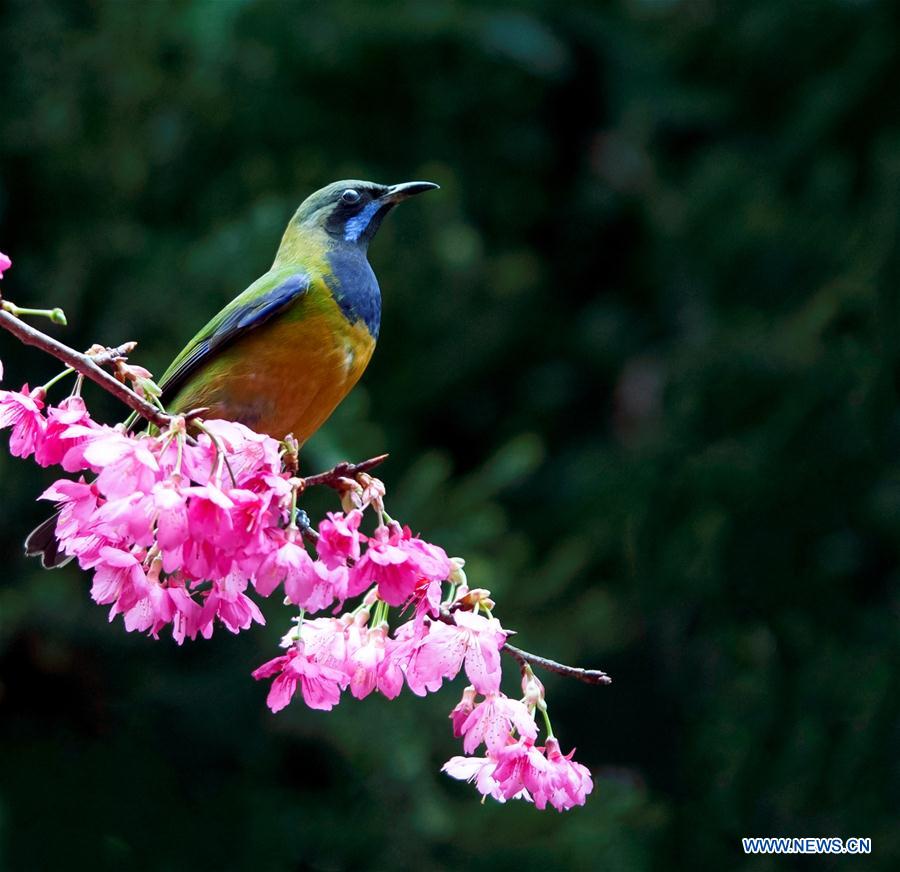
[442,671,592,810]
[0,348,593,811]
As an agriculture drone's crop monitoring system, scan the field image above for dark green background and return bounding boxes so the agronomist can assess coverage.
[1,1,898,869]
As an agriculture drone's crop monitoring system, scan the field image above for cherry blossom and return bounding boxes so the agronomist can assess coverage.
[543,737,594,811]
[458,692,537,755]
[403,611,507,696]
[316,509,363,568]
[252,644,347,712]
[450,685,477,737]
[441,755,509,803]
[0,385,45,459]
[349,523,452,605]
[0,351,598,812]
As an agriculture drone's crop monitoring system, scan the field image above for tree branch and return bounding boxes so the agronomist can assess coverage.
[501,641,612,686]
[0,308,171,429]
[435,607,611,687]
[300,454,389,490]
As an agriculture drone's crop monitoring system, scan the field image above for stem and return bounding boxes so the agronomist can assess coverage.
[540,705,555,739]
[501,641,612,686]
[288,484,300,530]
[174,432,184,476]
[41,367,75,392]
[1,301,67,325]
[0,309,171,429]
[300,454,389,490]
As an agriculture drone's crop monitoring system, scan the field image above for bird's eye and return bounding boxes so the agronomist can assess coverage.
[341,189,361,205]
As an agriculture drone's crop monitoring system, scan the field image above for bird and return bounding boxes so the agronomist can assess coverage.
[25,178,439,568]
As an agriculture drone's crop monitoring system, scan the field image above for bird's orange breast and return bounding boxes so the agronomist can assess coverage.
[169,293,376,445]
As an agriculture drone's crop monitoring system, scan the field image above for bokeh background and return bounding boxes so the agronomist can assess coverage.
[1,0,898,869]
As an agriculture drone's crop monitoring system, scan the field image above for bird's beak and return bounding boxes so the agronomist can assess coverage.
[382,181,440,203]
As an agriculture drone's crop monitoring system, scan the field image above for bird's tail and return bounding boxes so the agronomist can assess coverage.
[24,512,72,569]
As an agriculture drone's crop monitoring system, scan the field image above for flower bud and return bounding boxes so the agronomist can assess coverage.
[340,483,363,513]
[448,556,467,587]
[363,588,379,607]
[357,473,386,513]
[458,587,494,611]
[521,667,545,710]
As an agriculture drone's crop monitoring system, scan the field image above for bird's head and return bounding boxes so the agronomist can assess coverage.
[289,179,439,249]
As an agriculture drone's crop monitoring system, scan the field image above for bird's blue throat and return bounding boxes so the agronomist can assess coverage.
[343,200,384,243]
[324,247,382,338]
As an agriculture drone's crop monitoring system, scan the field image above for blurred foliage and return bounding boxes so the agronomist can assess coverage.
[1,0,899,869]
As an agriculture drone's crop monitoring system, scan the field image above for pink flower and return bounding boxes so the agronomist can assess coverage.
[193,419,282,483]
[315,510,363,569]
[349,524,452,606]
[252,644,348,712]
[404,612,507,696]
[122,579,174,635]
[40,478,100,543]
[168,583,203,645]
[450,686,477,737]
[251,653,295,712]
[347,623,390,699]
[483,738,592,810]
[454,611,507,692]
[201,571,265,635]
[185,483,235,542]
[89,546,143,606]
[411,575,443,636]
[543,738,594,811]
[82,429,160,498]
[152,480,189,558]
[376,632,409,700]
[34,396,98,468]
[181,484,244,579]
[89,546,175,637]
[442,755,507,802]
[255,536,313,598]
[299,616,353,673]
[0,385,46,459]
[261,545,348,613]
[401,620,462,696]
[299,560,349,613]
[92,491,155,547]
[458,692,537,754]
[0,251,11,277]
[492,739,552,805]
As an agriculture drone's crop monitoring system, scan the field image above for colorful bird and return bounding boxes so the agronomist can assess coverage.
[25,178,438,566]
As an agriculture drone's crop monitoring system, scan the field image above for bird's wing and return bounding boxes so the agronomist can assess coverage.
[158,268,311,406]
